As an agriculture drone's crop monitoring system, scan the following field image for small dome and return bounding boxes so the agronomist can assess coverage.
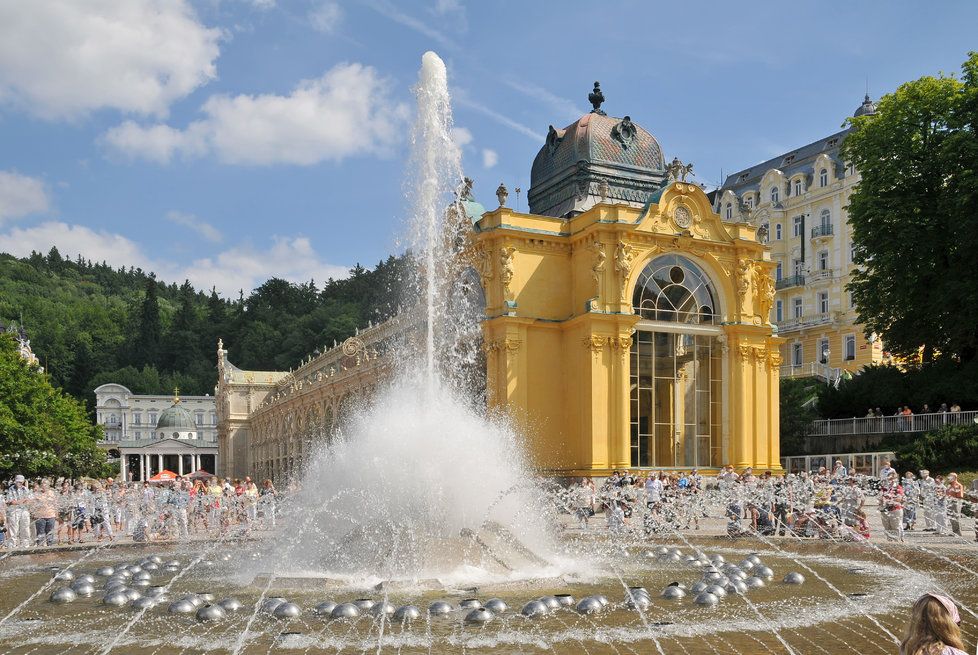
[528,82,667,218]
[156,401,196,431]
[853,94,877,117]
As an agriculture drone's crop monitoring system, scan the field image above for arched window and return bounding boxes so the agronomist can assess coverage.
[819,168,828,187]
[725,203,732,219]
[775,223,783,240]
[820,208,831,228]
[630,255,722,469]
[793,179,802,196]
[770,186,779,204]
[632,255,718,324]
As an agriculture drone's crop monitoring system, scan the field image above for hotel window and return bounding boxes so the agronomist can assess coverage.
[793,216,802,237]
[212,413,218,426]
[775,223,782,240]
[820,208,831,229]
[844,334,856,360]
[818,337,829,363]
[793,179,802,196]
[195,413,203,426]
[793,297,803,318]
[133,413,141,425]
[770,186,779,204]
[792,258,803,276]
[818,291,829,314]
[775,261,783,281]
[775,300,783,322]
[820,168,829,187]
[791,343,803,366]
[149,412,157,425]
[745,195,753,209]
[725,203,732,219]
[818,250,829,271]
[850,242,857,262]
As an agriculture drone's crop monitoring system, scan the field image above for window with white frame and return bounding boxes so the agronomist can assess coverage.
[820,208,831,228]
[818,291,829,314]
[776,300,783,322]
[133,413,141,425]
[820,168,828,187]
[844,334,856,360]
[848,291,855,308]
[775,223,782,240]
[195,412,203,426]
[775,261,783,281]
[149,412,157,425]
[792,258,803,276]
[791,343,803,366]
[211,413,218,426]
[793,179,802,196]
[818,337,829,364]
[725,203,732,219]
[793,215,802,237]
[792,297,803,318]
[850,242,857,262]
[818,250,829,271]
[744,194,753,209]
[771,186,779,204]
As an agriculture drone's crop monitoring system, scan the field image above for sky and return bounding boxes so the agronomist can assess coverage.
[0,0,976,296]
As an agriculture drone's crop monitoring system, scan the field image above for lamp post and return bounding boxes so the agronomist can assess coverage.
[822,348,831,385]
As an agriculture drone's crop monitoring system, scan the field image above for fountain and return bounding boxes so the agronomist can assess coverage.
[0,52,976,655]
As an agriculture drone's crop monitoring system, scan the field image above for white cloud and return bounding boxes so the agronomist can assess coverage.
[103,63,410,165]
[454,91,544,142]
[0,171,50,223]
[503,79,584,123]
[0,0,222,120]
[451,126,473,148]
[165,210,223,243]
[481,148,498,169]
[0,221,348,296]
[364,0,457,51]
[433,0,462,14]
[309,1,343,33]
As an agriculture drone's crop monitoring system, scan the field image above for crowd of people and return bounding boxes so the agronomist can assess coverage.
[0,473,280,549]
[567,459,978,544]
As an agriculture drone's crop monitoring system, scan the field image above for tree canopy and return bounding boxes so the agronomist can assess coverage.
[843,52,978,364]
[0,333,111,479]
[0,250,413,410]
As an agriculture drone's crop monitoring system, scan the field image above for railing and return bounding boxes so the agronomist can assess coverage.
[776,312,835,333]
[780,362,842,383]
[811,224,834,238]
[809,410,978,436]
[776,274,805,290]
[808,268,834,283]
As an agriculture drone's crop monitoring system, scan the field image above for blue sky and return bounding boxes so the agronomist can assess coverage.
[0,0,975,295]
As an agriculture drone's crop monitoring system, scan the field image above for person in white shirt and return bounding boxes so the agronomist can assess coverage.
[4,475,33,549]
[878,459,895,481]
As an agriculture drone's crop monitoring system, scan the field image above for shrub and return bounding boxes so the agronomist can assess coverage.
[892,424,978,475]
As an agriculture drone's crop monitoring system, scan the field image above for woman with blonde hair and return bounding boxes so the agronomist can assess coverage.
[900,593,968,655]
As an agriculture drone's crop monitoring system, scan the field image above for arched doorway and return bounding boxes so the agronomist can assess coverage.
[630,254,722,468]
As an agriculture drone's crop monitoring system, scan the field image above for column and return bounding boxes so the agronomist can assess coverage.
[178,453,184,477]
[158,454,163,472]
[139,454,145,481]
[120,451,127,482]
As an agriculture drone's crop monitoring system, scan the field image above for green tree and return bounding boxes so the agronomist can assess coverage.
[133,275,163,366]
[843,52,978,364]
[780,378,819,455]
[893,424,978,475]
[0,334,110,478]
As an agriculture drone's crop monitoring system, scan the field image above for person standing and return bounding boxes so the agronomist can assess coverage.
[879,471,906,543]
[5,475,33,549]
[919,470,937,531]
[258,479,277,530]
[902,471,919,531]
[879,459,896,481]
[30,478,57,547]
[839,477,865,527]
[946,473,964,537]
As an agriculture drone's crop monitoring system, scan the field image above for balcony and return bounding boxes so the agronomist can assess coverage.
[808,268,835,283]
[811,224,834,238]
[776,274,805,290]
[776,312,835,334]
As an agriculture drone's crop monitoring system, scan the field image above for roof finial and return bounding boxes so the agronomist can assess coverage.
[173,387,180,404]
[588,81,606,116]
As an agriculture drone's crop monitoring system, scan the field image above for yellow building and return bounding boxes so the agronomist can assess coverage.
[714,95,886,379]
[468,93,782,477]
[216,88,784,481]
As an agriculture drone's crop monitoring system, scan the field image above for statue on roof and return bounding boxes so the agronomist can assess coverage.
[588,81,606,116]
[666,157,694,182]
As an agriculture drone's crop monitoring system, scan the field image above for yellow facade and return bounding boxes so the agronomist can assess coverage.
[469,181,782,477]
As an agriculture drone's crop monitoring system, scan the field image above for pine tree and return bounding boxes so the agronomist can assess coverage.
[133,275,162,367]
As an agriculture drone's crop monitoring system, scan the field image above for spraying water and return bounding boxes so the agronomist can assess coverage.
[268,52,562,584]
